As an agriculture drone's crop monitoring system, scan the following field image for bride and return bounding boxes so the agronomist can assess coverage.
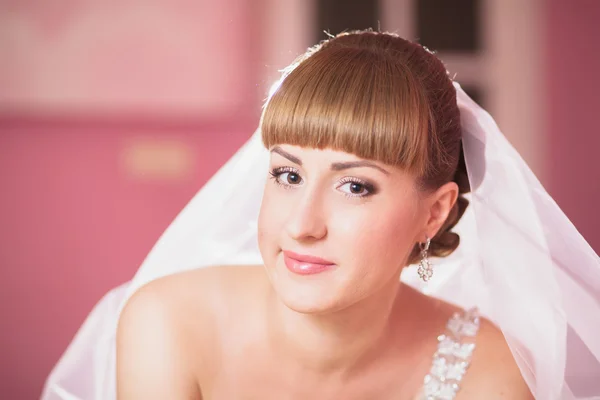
[42,31,600,400]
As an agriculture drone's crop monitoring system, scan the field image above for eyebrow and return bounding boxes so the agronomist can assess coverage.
[270,146,390,175]
[331,160,390,175]
[271,146,302,165]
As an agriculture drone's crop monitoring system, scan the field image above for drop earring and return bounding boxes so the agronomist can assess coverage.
[418,236,433,282]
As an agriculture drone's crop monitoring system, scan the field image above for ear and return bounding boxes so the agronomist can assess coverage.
[422,182,459,240]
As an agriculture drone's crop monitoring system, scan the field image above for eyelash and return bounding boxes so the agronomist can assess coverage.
[268,167,377,198]
[268,167,299,191]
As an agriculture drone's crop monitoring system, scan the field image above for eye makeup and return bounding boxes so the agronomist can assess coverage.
[336,177,378,198]
[269,166,378,198]
[269,166,302,189]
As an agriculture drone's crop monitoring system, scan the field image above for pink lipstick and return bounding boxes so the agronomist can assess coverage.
[283,250,335,275]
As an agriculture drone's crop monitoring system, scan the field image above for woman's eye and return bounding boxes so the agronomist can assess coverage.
[280,172,302,185]
[338,181,370,196]
[270,168,303,187]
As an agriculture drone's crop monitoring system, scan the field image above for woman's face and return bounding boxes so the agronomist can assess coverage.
[257,144,432,314]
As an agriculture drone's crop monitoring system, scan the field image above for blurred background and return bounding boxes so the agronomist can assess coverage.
[0,0,598,398]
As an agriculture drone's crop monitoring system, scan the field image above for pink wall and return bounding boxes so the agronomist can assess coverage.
[0,0,260,117]
[0,122,255,399]
[0,121,255,399]
[0,1,266,398]
[546,0,600,252]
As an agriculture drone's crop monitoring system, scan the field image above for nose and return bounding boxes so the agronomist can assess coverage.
[284,188,327,242]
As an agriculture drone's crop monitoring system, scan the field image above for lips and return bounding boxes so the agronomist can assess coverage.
[283,250,335,275]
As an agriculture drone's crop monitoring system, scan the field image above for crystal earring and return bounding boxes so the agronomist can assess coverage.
[418,236,433,282]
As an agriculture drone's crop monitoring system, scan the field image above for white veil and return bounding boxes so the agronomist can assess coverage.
[41,84,600,400]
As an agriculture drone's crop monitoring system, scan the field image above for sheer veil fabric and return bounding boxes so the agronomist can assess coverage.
[41,84,600,400]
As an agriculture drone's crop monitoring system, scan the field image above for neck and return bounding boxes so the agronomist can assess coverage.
[268,276,403,376]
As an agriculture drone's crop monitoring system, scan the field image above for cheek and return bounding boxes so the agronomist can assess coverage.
[330,200,419,267]
[257,186,285,252]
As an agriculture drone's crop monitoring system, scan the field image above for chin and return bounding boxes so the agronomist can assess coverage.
[267,259,352,315]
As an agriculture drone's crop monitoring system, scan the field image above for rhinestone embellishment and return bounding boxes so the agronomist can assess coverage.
[421,308,480,400]
[418,238,434,282]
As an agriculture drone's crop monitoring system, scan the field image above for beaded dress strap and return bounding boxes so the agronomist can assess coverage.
[420,307,480,400]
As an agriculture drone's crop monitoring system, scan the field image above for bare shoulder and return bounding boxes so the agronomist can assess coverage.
[120,264,267,326]
[407,290,532,399]
[459,317,533,399]
[116,265,265,399]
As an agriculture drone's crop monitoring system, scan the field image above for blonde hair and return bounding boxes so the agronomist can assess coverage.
[260,30,470,264]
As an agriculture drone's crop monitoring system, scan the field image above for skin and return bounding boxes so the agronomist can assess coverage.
[116,145,533,399]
